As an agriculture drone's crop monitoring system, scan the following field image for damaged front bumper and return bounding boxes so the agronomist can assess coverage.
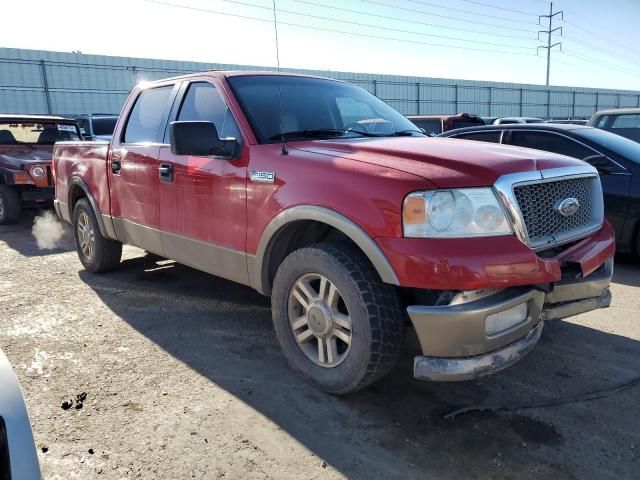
[410,258,613,382]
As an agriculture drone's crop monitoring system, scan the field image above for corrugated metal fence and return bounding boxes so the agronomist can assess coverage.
[2,48,639,118]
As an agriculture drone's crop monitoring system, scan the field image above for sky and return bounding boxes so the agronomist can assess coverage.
[2,0,639,90]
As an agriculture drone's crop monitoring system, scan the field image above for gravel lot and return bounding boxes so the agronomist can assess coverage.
[1,211,639,480]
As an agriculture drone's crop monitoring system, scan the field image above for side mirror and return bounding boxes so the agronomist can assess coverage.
[170,121,237,158]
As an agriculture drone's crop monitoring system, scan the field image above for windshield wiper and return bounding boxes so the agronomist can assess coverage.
[388,130,425,137]
[268,129,347,140]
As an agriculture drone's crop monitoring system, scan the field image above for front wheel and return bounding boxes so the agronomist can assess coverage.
[0,185,21,225]
[271,242,405,394]
[72,198,122,272]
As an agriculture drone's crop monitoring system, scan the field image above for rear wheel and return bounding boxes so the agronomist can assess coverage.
[72,198,122,272]
[271,242,405,394]
[0,185,21,225]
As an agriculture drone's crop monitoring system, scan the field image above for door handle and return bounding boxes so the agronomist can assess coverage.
[111,152,122,174]
[159,163,174,182]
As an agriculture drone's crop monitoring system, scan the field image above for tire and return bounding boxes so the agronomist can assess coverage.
[0,185,21,225]
[72,198,122,272]
[271,242,404,394]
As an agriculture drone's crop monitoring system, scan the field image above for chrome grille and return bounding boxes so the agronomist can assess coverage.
[513,177,593,246]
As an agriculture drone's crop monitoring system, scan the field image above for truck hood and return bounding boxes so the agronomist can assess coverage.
[292,137,587,188]
[0,147,53,170]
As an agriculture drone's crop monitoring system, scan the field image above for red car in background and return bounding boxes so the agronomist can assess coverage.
[0,114,81,224]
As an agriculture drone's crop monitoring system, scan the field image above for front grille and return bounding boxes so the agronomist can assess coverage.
[513,177,593,246]
[46,165,53,186]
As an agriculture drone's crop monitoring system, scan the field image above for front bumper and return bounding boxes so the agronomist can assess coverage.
[20,187,54,204]
[410,257,613,382]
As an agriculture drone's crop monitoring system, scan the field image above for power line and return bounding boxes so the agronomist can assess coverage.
[554,56,640,80]
[360,0,539,33]
[143,0,540,57]
[403,0,536,25]
[563,50,640,77]
[455,0,539,17]
[218,0,534,50]
[293,0,534,41]
[563,35,640,72]
[562,19,640,58]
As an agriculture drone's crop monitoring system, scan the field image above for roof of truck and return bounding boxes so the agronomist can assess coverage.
[139,70,341,85]
[0,114,74,122]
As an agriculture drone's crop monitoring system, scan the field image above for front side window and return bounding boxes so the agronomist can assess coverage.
[124,86,173,144]
[177,82,241,140]
[611,114,640,129]
[455,131,502,143]
[510,131,595,159]
[228,75,424,143]
[0,121,80,145]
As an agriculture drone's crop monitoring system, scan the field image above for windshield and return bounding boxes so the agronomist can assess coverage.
[0,121,80,145]
[92,117,118,136]
[227,75,424,143]
[577,127,640,163]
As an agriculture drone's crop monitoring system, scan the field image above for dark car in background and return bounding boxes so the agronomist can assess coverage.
[406,113,484,135]
[588,108,640,143]
[439,123,640,254]
[0,114,81,224]
[74,113,118,141]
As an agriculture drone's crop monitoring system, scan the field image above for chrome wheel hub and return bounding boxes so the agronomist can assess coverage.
[288,273,352,368]
[77,212,95,261]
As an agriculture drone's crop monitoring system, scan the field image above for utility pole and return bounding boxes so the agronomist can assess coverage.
[538,2,563,86]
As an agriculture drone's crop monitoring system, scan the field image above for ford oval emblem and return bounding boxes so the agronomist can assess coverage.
[557,197,580,217]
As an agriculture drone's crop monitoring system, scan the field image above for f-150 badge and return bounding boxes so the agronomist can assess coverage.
[250,171,276,183]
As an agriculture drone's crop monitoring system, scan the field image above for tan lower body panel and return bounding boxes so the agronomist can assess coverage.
[111,217,251,287]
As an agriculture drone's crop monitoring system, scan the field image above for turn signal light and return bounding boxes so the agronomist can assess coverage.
[403,196,426,225]
[12,172,31,184]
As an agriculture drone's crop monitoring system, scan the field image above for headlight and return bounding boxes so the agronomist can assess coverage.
[403,188,512,238]
[30,166,46,179]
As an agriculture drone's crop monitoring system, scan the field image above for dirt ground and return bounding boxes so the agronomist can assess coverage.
[1,211,639,480]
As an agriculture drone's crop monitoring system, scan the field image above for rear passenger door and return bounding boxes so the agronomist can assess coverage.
[109,83,178,254]
[507,130,631,236]
[157,80,250,285]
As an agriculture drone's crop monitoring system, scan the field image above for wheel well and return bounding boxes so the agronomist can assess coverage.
[265,220,359,292]
[68,184,87,212]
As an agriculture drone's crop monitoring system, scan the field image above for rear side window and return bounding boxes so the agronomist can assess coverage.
[611,114,640,129]
[455,131,502,143]
[177,82,241,139]
[411,119,442,135]
[124,86,173,144]
[510,131,595,159]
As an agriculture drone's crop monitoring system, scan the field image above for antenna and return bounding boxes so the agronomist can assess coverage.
[272,0,288,155]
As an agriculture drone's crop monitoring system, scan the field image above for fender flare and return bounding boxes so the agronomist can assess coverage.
[67,176,110,237]
[253,205,399,295]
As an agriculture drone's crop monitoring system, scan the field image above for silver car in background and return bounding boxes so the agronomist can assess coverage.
[0,349,40,479]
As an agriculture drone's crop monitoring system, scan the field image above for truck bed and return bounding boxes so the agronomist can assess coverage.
[53,141,112,220]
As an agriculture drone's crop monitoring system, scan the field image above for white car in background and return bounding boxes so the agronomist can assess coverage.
[493,116,545,124]
[0,349,40,479]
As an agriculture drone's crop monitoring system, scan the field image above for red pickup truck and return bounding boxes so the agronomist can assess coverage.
[53,72,615,394]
